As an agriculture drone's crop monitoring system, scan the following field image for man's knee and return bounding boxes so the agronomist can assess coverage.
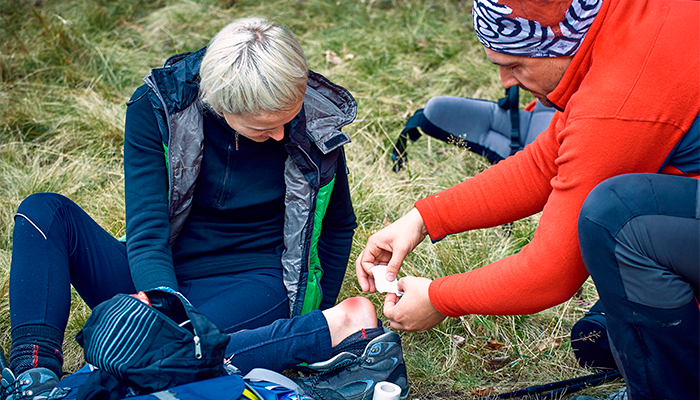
[578,175,649,277]
[578,174,653,236]
[578,178,620,249]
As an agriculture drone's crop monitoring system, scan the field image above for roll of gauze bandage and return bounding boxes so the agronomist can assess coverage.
[371,265,403,295]
[372,381,401,400]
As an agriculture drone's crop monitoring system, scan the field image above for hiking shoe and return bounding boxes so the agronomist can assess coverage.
[570,387,627,400]
[1,368,59,400]
[295,328,409,400]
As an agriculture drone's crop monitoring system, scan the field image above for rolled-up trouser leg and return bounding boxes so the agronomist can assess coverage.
[578,174,699,400]
[223,310,332,374]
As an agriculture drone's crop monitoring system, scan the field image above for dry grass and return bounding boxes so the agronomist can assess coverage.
[0,0,621,398]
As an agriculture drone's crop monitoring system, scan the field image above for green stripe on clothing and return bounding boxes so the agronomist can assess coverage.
[300,175,336,314]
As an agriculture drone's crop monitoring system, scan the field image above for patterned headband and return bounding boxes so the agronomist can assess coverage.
[472,0,603,57]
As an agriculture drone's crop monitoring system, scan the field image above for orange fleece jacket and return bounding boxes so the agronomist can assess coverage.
[418,0,700,317]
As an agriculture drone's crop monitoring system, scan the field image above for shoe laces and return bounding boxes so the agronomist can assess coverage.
[1,370,23,399]
[309,360,353,384]
[2,380,34,399]
[0,369,57,400]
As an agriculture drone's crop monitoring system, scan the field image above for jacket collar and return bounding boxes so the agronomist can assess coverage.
[302,71,356,154]
[146,47,206,115]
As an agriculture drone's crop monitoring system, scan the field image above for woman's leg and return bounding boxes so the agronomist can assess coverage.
[578,174,699,400]
[178,267,289,333]
[10,193,135,377]
[223,297,378,373]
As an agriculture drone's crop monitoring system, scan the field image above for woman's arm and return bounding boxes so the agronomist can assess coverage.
[124,85,179,291]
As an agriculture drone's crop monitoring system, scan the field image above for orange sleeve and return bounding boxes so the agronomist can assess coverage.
[417,116,684,316]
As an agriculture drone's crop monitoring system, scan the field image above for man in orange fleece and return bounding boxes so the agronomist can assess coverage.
[357,0,699,399]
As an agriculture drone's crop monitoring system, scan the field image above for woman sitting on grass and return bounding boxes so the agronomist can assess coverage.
[2,17,407,400]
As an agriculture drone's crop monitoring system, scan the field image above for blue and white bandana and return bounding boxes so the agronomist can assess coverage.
[473,0,603,57]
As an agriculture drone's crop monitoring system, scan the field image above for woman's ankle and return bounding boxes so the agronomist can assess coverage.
[9,324,63,377]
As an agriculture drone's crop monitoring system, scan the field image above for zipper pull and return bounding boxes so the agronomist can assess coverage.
[194,335,202,359]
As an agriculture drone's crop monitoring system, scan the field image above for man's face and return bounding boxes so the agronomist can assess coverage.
[222,98,304,142]
[484,48,572,107]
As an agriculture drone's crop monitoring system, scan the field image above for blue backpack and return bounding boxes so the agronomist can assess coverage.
[51,364,311,400]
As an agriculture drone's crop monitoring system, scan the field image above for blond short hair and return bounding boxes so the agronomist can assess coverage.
[199,17,308,116]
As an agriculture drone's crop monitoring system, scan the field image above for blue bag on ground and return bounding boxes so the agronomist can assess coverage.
[55,365,311,400]
[69,290,312,400]
[391,86,555,171]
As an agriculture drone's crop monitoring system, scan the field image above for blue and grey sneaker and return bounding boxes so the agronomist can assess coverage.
[1,368,63,400]
[570,387,627,400]
[295,328,409,400]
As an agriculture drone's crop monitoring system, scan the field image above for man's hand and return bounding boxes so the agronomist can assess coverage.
[383,276,446,331]
[355,208,428,292]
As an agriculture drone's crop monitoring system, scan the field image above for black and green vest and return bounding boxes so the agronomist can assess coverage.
[142,48,357,316]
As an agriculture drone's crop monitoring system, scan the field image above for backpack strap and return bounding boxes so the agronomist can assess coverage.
[391,109,426,172]
[498,86,521,156]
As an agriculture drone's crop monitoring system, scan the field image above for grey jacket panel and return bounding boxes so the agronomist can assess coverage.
[280,157,312,311]
[143,74,204,245]
[307,70,356,134]
[166,102,204,244]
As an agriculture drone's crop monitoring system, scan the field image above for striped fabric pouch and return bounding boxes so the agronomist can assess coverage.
[76,289,230,393]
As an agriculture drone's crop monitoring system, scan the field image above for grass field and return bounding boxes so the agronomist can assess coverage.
[0,0,622,398]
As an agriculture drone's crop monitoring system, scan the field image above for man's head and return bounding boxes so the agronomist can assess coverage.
[473,0,601,105]
[473,0,602,57]
[485,48,571,107]
[199,17,308,117]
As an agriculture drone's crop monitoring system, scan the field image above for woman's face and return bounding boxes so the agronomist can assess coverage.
[222,98,304,142]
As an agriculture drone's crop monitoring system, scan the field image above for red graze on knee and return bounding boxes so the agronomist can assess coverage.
[337,297,377,330]
[339,297,370,310]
